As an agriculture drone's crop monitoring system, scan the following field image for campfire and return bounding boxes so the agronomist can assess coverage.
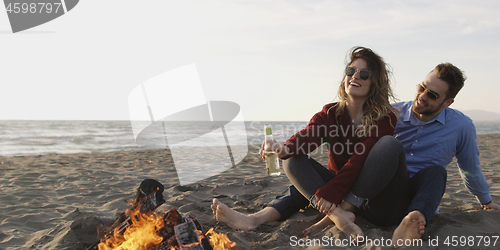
[87,179,236,250]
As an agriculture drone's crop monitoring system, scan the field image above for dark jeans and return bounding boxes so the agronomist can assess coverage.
[268,136,409,226]
[407,165,447,224]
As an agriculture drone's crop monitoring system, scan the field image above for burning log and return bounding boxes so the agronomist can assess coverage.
[86,179,166,250]
[87,179,235,250]
[175,216,213,250]
[149,208,214,250]
[175,220,204,250]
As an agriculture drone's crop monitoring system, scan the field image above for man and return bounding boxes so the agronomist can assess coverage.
[391,62,500,244]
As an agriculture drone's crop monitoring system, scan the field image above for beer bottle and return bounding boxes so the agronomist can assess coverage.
[264,124,281,176]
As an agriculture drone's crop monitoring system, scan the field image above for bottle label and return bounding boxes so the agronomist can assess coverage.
[265,127,272,135]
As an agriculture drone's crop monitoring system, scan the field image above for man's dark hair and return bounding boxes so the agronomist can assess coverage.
[432,63,466,98]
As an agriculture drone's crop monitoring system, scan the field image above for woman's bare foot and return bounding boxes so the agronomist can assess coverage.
[327,207,363,240]
[211,198,259,230]
[391,210,426,247]
[303,215,334,236]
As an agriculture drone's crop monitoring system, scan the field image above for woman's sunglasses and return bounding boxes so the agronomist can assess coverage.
[345,67,370,80]
[417,83,440,100]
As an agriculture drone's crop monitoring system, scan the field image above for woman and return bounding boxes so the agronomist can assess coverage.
[212,47,408,239]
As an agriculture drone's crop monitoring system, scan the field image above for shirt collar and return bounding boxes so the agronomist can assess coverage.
[433,108,447,125]
[402,101,447,125]
[401,102,413,122]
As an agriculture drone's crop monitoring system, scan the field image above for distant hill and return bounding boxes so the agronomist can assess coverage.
[461,110,500,121]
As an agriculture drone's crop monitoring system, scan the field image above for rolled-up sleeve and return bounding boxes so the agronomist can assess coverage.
[456,122,491,204]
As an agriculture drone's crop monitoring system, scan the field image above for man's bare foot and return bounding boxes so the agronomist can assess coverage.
[303,201,358,236]
[391,210,426,247]
[327,207,363,240]
[211,198,258,230]
[303,216,334,236]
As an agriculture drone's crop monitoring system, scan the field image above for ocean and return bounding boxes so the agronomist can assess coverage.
[0,120,499,157]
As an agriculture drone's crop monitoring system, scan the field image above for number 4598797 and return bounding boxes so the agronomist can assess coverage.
[5,3,62,14]
[443,236,499,247]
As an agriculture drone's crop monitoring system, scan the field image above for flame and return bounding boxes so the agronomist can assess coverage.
[98,208,164,250]
[96,206,236,250]
[206,228,237,250]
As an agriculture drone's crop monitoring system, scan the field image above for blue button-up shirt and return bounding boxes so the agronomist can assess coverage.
[394,101,491,204]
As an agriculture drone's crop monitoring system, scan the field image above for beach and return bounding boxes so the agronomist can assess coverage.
[0,134,499,250]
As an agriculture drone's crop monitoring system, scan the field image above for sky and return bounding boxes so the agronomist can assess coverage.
[1,0,499,121]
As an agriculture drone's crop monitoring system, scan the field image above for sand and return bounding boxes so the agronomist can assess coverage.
[0,134,499,250]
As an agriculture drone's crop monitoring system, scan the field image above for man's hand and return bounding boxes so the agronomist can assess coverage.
[315,196,337,214]
[481,201,500,210]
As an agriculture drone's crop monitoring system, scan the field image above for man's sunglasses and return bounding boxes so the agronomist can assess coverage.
[417,83,440,100]
[345,67,370,80]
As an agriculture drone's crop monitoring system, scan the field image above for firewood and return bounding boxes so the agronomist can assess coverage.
[175,220,204,250]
